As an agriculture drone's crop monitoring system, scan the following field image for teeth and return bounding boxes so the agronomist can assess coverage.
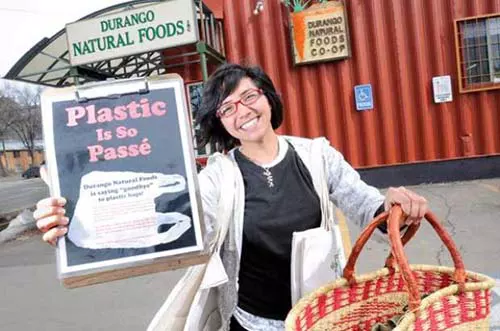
[241,117,258,130]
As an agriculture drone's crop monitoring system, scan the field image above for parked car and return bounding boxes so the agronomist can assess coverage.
[21,166,40,179]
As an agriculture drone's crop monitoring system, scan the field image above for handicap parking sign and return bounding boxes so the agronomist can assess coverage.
[354,84,374,111]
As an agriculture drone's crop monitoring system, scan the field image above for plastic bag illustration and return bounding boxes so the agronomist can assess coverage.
[67,171,191,249]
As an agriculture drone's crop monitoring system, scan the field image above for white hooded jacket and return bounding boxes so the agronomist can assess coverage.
[148,136,385,331]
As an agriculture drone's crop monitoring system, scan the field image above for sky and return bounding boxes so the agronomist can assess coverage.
[0,0,126,87]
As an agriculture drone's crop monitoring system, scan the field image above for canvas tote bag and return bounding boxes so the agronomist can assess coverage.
[148,154,235,331]
[290,138,347,305]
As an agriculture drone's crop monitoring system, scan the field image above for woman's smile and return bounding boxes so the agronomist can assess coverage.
[239,116,260,131]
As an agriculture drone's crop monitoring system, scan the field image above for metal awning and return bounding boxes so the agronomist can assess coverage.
[4,0,225,87]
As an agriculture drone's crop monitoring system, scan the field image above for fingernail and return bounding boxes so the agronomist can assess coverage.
[62,217,69,224]
[58,197,66,205]
[59,208,66,215]
[61,227,68,234]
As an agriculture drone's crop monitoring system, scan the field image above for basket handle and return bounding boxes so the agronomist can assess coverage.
[384,220,420,271]
[343,209,414,281]
[343,206,466,312]
[388,206,466,310]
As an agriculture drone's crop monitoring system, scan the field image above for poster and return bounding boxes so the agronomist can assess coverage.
[432,75,453,103]
[41,75,206,284]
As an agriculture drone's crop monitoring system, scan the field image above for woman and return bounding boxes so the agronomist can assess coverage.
[35,63,428,331]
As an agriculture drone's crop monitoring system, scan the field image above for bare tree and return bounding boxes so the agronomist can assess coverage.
[0,93,22,176]
[1,83,43,166]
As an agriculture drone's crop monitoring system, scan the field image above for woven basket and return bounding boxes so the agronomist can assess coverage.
[285,206,495,331]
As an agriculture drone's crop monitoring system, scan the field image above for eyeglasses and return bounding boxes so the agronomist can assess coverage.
[216,89,263,118]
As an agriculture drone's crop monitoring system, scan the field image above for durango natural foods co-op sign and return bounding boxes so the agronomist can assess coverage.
[290,1,350,65]
[66,0,198,66]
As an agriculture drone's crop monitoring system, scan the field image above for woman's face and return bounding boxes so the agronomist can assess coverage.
[218,77,273,145]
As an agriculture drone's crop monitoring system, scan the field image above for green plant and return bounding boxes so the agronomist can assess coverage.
[281,0,311,12]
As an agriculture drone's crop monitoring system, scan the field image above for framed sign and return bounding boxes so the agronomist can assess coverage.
[290,1,351,65]
[41,75,208,288]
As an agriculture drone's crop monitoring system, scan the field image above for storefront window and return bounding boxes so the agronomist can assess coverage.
[186,82,213,157]
[456,15,500,92]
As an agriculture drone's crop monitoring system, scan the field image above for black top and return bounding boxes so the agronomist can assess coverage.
[234,145,321,320]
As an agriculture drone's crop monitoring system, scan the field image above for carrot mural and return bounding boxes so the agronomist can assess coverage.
[291,11,307,60]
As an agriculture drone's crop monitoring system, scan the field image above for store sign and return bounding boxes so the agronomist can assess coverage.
[290,1,350,65]
[66,0,198,66]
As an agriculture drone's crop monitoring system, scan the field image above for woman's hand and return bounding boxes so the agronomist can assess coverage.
[384,187,428,227]
[34,197,68,246]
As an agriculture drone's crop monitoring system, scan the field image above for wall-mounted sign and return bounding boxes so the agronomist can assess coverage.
[289,1,351,65]
[354,84,374,111]
[66,0,198,66]
[432,75,453,103]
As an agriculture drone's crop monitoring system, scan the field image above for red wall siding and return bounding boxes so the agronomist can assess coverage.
[219,0,500,168]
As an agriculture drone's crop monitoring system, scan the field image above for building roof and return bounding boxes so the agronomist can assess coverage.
[1,140,44,151]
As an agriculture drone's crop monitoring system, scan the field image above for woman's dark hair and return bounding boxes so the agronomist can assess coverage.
[196,63,283,152]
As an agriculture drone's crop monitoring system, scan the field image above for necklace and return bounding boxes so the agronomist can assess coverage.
[262,167,274,188]
[239,145,278,189]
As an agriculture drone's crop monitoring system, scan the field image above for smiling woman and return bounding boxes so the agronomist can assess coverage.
[33,63,430,331]
[181,63,428,331]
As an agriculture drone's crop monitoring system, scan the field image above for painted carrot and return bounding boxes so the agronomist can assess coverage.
[292,11,306,60]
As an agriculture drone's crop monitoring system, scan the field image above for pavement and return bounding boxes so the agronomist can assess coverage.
[0,177,48,216]
[0,176,48,244]
[1,177,499,330]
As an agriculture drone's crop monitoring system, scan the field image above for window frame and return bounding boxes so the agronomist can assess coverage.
[455,13,500,93]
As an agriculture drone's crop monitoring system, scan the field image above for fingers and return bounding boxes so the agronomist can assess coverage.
[34,206,66,223]
[42,226,68,246]
[36,197,66,209]
[385,187,428,225]
[34,197,69,246]
[416,196,428,219]
[37,214,69,233]
[402,188,428,223]
[34,197,66,221]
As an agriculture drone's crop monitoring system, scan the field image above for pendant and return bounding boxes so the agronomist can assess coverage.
[263,168,274,188]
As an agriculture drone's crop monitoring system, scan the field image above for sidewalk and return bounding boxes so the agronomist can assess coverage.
[1,177,499,330]
[0,175,22,182]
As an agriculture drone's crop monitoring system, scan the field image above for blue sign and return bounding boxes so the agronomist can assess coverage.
[354,84,374,111]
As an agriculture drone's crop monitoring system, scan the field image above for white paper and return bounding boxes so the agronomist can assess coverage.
[432,75,453,103]
[68,171,192,249]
